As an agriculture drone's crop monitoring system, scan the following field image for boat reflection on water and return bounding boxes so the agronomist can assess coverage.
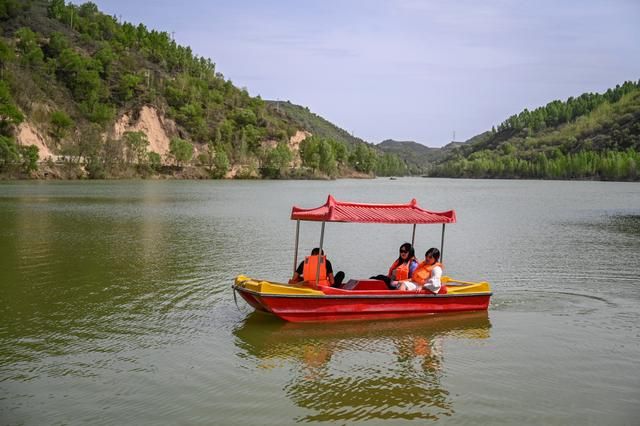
[233,312,491,422]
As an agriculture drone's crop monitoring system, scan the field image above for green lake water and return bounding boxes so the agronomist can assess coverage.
[1,179,639,424]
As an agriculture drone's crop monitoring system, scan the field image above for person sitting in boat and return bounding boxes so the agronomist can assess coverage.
[289,248,345,287]
[370,242,419,290]
[397,247,445,293]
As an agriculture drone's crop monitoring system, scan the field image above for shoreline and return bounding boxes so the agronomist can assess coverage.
[1,172,637,183]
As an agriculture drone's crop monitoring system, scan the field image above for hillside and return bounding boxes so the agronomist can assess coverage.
[374,84,640,180]
[266,100,366,147]
[429,82,640,180]
[265,100,408,176]
[0,0,407,179]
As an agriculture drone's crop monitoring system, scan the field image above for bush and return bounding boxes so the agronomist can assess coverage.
[49,110,73,142]
[20,144,38,172]
[148,151,162,171]
[0,135,19,170]
[169,137,193,167]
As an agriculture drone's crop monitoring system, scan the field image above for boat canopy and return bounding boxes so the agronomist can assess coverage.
[291,195,456,224]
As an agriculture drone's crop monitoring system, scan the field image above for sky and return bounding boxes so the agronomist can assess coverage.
[88,0,640,147]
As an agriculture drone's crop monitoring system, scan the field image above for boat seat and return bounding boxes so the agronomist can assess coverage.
[341,279,389,291]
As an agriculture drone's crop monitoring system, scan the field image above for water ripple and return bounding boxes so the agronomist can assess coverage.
[2,180,640,425]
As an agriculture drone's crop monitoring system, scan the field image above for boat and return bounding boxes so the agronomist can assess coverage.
[233,195,492,322]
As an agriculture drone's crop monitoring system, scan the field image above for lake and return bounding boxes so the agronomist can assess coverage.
[1,179,639,424]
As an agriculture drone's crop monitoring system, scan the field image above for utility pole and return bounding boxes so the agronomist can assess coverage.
[452,130,456,142]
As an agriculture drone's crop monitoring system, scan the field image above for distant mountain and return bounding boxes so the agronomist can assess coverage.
[377,139,465,174]
[378,139,434,153]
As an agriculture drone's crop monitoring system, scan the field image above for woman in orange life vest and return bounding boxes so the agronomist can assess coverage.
[370,243,419,290]
[397,247,445,293]
[289,248,345,287]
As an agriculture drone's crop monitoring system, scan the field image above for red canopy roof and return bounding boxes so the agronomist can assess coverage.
[291,195,456,224]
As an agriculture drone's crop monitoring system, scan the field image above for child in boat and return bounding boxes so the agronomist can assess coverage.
[290,248,345,287]
[397,248,444,293]
[371,243,419,290]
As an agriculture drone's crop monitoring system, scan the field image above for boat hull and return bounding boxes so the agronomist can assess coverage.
[234,275,491,322]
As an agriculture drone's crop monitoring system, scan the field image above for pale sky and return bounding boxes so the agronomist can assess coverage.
[89,0,640,146]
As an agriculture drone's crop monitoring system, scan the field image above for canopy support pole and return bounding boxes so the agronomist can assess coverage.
[440,224,446,263]
[293,220,300,276]
[316,221,326,288]
[411,224,416,247]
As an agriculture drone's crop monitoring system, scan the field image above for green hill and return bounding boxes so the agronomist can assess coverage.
[375,83,640,180]
[266,100,366,147]
[429,82,640,180]
[264,101,408,176]
[0,0,407,179]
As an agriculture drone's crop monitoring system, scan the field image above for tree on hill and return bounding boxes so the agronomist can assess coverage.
[0,78,36,173]
[0,80,23,135]
[261,142,292,178]
[20,144,38,172]
[123,131,149,165]
[349,143,377,174]
[169,137,193,167]
[212,146,230,178]
[0,135,19,171]
[50,110,73,143]
[300,136,338,176]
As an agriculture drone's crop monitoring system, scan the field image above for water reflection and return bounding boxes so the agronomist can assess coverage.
[233,312,491,422]
[0,184,221,378]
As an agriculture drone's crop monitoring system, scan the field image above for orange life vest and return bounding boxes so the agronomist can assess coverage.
[303,255,329,286]
[388,259,414,281]
[412,261,443,286]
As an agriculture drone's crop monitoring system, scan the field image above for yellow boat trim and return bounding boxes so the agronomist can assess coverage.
[234,275,325,296]
[442,276,491,294]
[235,274,491,295]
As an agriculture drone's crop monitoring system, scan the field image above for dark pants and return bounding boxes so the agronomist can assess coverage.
[370,274,397,289]
[333,271,345,287]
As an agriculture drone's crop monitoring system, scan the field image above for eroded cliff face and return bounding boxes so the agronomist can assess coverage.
[258,130,310,169]
[113,106,177,158]
[13,105,312,179]
[15,105,177,162]
[288,130,311,168]
[227,130,311,178]
[16,123,55,160]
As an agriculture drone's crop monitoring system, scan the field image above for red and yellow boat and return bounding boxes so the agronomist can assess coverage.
[233,195,491,322]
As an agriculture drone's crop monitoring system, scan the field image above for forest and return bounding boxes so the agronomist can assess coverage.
[428,81,640,180]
